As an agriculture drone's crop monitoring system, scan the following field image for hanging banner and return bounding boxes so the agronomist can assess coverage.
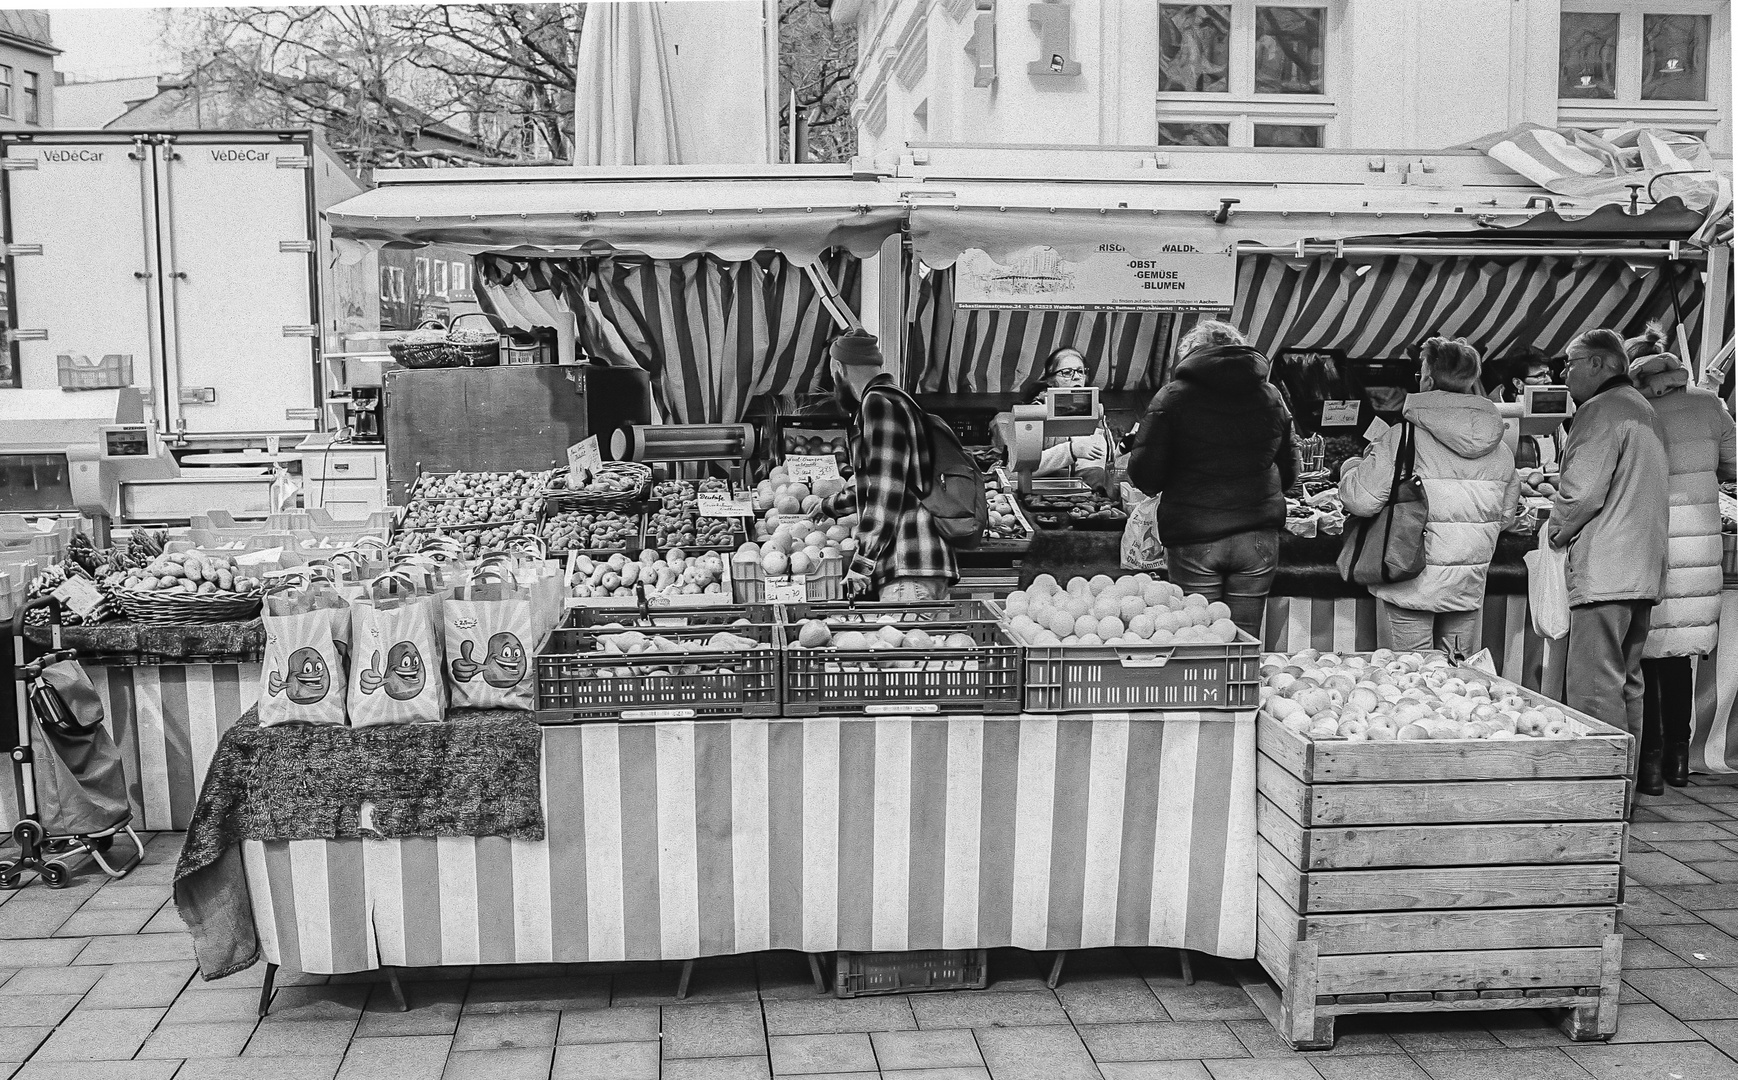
[953,243,1236,311]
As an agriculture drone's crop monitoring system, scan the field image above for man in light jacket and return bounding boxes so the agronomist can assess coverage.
[1550,329,1671,741]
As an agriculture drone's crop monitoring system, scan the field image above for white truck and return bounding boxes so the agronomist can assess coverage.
[0,129,372,446]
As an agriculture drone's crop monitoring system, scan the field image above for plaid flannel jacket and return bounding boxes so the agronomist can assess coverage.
[825,375,960,591]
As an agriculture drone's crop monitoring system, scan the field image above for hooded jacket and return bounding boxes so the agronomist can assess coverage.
[1340,391,1522,612]
[1549,381,1671,607]
[1126,345,1300,547]
[1630,360,1736,657]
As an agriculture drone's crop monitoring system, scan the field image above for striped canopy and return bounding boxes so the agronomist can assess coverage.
[478,251,858,424]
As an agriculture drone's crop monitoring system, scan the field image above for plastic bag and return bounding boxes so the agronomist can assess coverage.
[443,569,538,711]
[1524,528,1570,640]
[260,574,352,727]
[1121,495,1166,571]
[348,571,447,726]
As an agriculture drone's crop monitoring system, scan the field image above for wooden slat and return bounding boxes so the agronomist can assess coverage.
[1315,947,1605,996]
[1257,904,1295,990]
[1301,864,1621,913]
[1258,751,1309,824]
[1308,778,1628,826]
[1303,907,1618,955]
[1258,794,1306,869]
[1325,994,1588,1015]
[1257,713,1313,783]
[1309,737,1630,783]
[1304,822,1627,870]
[1257,835,1304,911]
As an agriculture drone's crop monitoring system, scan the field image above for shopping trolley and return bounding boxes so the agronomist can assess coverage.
[3,597,142,888]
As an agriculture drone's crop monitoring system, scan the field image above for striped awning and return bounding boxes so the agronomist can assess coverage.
[478,251,857,425]
[1218,252,1707,361]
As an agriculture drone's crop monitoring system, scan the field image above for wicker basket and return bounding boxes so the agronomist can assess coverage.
[113,590,263,626]
[388,313,502,369]
[545,463,652,513]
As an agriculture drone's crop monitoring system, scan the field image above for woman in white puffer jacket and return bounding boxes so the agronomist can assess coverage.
[1628,328,1737,788]
[1339,338,1522,654]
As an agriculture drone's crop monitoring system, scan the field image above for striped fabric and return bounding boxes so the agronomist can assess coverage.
[241,712,1257,973]
[477,251,860,424]
[906,267,1177,394]
[1199,253,1707,364]
[0,663,260,834]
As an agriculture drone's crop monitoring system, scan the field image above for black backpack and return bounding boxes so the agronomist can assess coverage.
[868,385,989,549]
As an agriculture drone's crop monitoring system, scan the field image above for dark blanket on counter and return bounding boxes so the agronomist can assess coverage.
[24,619,266,662]
[1022,529,1534,597]
[173,707,545,980]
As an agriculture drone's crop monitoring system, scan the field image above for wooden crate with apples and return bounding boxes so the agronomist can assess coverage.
[1249,654,1634,1051]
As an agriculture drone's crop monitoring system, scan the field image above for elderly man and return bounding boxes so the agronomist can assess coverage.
[1550,328,1670,751]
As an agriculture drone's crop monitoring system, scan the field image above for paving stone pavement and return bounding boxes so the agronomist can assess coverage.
[2,786,1738,1077]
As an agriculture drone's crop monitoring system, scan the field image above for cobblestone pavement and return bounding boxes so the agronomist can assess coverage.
[0,779,1733,1078]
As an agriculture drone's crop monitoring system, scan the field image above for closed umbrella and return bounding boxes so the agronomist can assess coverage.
[573,2,682,165]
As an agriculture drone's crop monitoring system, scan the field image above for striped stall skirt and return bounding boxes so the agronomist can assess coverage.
[242,712,1257,973]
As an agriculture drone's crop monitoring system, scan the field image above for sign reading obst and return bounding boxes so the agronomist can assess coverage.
[954,243,1236,312]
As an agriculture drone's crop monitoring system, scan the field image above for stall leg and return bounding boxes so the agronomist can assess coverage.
[386,968,409,1013]
[1178,949,1194,986]
[807,953,828,995]
[1561,933,1623,1042]
[258,963,278,1018]
[677,959,694,1000]
[1047,952,1068,989]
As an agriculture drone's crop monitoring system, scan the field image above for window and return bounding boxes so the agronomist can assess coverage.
[21,73,35,125]
[433,261,449,298]
[449,261,471,298]
[1558,4,1722,107]
[0,67,14,119]
[1560,13,1619,98]
[414,257,430,298]
[1641,14,1710,100]
[1156,2,1336,147]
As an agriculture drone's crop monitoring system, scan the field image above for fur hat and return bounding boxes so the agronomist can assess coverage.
[829,330,883,368]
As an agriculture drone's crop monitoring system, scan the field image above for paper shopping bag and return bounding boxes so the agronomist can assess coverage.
[347,573,446,726]
[443,573,538,711]
[260,575,352,727]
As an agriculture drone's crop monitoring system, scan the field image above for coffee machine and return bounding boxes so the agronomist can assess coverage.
[345,387,383,444]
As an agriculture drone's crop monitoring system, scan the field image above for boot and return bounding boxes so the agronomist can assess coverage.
[1637,751,1666,797]
[1665,743,1691,788]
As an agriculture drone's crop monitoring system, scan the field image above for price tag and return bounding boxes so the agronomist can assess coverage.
[698,494,756,518]
[767,575,808,604]
[1321,400,1361,428]
[785,455,841,483]
[567,435,602,482]
[1363,416,1392,444]
[51,576,104,619]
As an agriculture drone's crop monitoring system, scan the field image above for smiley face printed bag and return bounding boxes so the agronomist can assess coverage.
[260,573,352,728]
[348,571,447,727]
[443,567,538,711]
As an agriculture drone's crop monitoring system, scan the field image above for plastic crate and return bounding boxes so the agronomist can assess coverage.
[57,353,133,390]
[779,600,1022,717]
[535,608,780,722]
[835,949,989,997]
[732,549,844,604]
[987,600,1261,713]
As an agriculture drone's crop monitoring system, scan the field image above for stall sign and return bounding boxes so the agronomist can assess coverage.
[698,494,756,518]
[954,243,1235,311]
[567,436,602,483]
[785,455,841,483]
[767,576,808,604]
[51,576,104,619]
[1320,400,1361,428]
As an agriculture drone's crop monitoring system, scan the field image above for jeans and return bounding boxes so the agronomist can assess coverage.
[1165,529,1279,639]
[879,576,949,602]
[1641,655,1694,755]
[1379,603,1481,655]
[1565,600,1653,737]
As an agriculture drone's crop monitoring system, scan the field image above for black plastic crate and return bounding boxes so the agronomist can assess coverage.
[835,949,989,997]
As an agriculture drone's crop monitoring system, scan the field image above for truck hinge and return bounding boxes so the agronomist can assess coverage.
[276,155,312,170]
[8,329,47,342]
[278,240,315,254]
[0,159,37,171]
[5,244,41,257]
[282,325,319,338]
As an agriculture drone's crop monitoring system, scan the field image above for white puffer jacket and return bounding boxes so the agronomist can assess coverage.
[1340,392,1521,613]
[1636,378,1736,658]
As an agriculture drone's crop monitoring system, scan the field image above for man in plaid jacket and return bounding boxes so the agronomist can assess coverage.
[821,330,960,601]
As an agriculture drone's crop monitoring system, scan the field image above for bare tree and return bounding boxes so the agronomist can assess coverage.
[778,0,856,163]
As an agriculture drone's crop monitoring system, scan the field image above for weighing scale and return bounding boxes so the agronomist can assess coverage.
[1498,384,1575,472]
[1008,387,1104,497]
[0,387,273,540]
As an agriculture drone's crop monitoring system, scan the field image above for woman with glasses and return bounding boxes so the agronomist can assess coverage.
[992,347,1119,489]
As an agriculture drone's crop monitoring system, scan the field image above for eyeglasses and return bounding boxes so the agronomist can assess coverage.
[1053,366,1088,380]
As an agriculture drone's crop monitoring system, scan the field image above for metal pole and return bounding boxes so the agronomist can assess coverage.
[1233,243,1703,259]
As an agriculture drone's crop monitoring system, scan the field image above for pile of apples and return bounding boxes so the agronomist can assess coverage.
[986,490,1028,541]
[788,616,983,671]
[754,466,851,516]
[570,548,728,600]
[646,480,736,550]
[1260,648,1578,742]
[741,469,859,579]
[1000,574,1244,648]
[1519,469,1559,499]
[108,552,261,597]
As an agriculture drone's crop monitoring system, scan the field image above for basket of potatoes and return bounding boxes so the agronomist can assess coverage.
[107,552,264,624]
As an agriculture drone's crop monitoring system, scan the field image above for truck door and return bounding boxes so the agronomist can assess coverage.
[157,137,318,435]
[2,136,161,416]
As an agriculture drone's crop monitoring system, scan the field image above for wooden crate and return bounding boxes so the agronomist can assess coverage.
[1250,682,1634,1050]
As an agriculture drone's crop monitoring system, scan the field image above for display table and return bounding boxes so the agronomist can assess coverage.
[240,710,1257,974]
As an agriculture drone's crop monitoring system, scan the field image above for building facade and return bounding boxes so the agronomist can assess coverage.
[835,0,1731,158]
[0,11,55,131]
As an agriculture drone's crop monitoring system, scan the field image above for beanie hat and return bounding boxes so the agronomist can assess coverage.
[830,329,883,368]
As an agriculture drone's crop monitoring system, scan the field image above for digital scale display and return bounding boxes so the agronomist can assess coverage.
[1046,388,1098,419]
[103,428,150,457]
[1525,387,1572,418]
